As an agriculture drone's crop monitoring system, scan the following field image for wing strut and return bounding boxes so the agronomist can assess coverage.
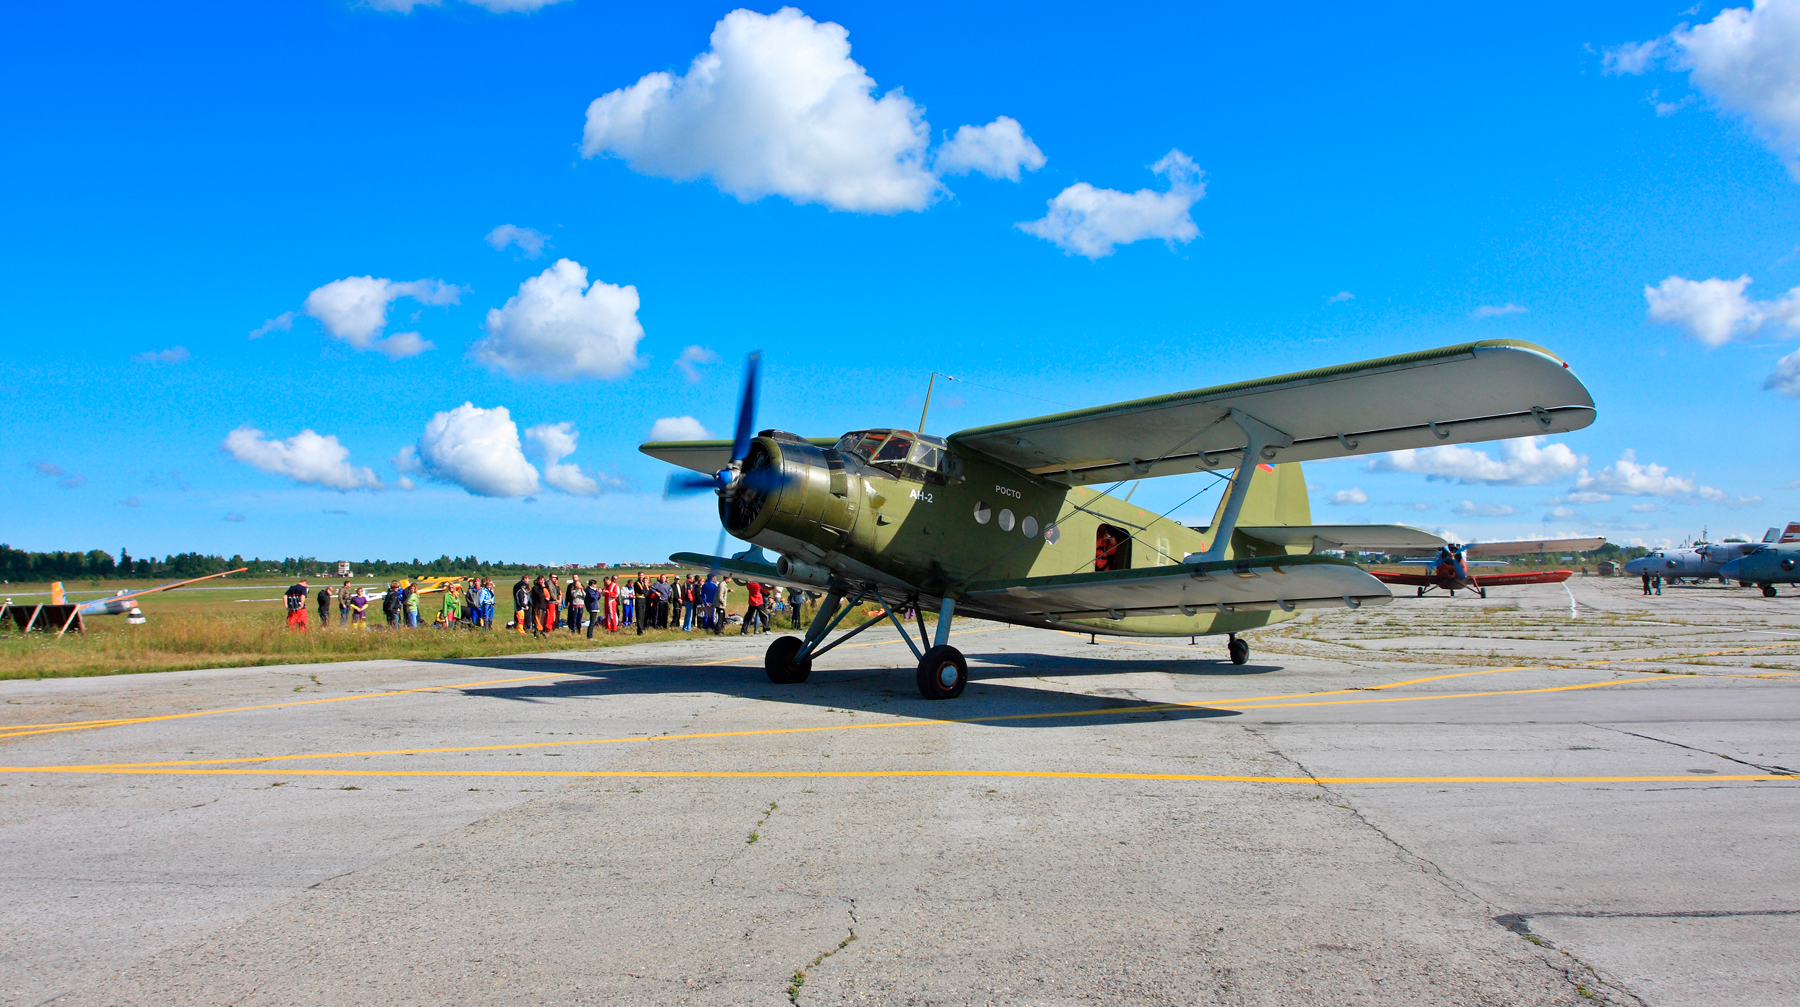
[1191,409,1292,564]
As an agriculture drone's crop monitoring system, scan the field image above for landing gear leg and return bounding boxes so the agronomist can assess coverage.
[917,596,967,700]
[1228,633,1248,666]
[765,588,843,685]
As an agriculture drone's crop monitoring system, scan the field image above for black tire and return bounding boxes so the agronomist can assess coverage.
[916,645,968,700]
[1762,584,1778,598]
[1416,586,1424,597]
[1479,588,1488,599]
[1228,637,1249,665]
[765,635,812,684]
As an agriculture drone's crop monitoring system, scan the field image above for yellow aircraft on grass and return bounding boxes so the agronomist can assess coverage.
[645,341,1595,700]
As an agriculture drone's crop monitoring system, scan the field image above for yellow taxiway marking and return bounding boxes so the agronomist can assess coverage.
[2,674,1666,774]
[0,765,1790,785]
[0,673,567,740]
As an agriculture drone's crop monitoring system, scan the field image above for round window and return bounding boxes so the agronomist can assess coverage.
[1783,558,1796,572]
[973,502,991,525]
[1044,524,1060,546]
[1021,515,1039,539]
[998,508,1015,532]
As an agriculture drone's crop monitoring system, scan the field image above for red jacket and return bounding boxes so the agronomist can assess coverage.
[747,582,763,606]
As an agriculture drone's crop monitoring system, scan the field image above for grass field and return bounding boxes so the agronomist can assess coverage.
[0,574,840,680]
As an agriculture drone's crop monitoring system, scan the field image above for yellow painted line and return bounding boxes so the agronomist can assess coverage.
[0,765,1790,785]
[15,675,1664,773]
[0,673,566,740]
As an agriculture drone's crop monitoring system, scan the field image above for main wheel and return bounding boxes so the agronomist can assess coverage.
[1762,584,1778,598]
[765,635,812,684]
[916,645,968,699]
[1228,636,1249,665]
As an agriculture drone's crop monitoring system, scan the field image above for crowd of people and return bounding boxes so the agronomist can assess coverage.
[283,572,811,638]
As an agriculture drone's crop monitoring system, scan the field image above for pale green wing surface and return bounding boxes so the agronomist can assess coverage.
[964,555,1391,621]
[1237,524,1447,552]
[947,340,1594,484]
[641,438,838,474]
[1464,536,1608,558]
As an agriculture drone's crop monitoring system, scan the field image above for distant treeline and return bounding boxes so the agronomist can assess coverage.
[0,547,650,583]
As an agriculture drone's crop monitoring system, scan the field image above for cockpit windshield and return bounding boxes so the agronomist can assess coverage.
[832,429,959,484]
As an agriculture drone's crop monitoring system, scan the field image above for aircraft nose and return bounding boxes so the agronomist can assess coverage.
[1720,558,1743,579]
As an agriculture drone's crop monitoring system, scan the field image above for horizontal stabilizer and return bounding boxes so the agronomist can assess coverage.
[965,555,1390,622]
[948,340,1594,485]
[1238,524,1445,553]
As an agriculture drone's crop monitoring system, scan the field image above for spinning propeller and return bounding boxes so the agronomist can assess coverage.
[663,351,792,569]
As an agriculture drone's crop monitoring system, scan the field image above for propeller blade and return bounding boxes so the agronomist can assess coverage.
[664,472,719,498]
[731,351,762,462]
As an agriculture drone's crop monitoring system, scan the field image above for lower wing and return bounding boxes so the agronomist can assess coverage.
[966,555,1390,621]
[1471,570,1574,586]
[1369,571,1440,588]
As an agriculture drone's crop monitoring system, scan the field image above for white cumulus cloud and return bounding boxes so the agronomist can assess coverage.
[485,224,551,258]
[1017,149,1205,258]
[935,116,1046,181]
[675,345,721,383]
[370,0,568,12]
[1328,487,1368,505]
[524,421,622,496]
[1368,436,1584,486]
[1574,449,1715,498]
[1327,291,1355,303]
[582,7,940,213]
[223,426,383,491]
[1645,274,1763,346]
[133,346,189,365]
[1472,303,1528,318]
[413,404,541,497]
[472,259,645,380]
[301,276,461,358]
[648,416,711,441]
[1453,501,1518,517]
[1606,0,1800,179]
[248,312,294,339]
[1765,347,1800,396]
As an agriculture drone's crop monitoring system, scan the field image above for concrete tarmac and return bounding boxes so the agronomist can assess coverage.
[2,576,1797,1006]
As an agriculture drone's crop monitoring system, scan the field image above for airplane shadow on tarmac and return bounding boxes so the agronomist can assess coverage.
[424,647,1276,728]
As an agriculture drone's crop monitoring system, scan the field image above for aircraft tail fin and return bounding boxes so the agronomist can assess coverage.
[1782,522,1800,544]
[1213,461,1312,531]
[50,581,66,606]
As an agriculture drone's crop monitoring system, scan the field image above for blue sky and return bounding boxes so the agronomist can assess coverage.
[5,0,1799,564]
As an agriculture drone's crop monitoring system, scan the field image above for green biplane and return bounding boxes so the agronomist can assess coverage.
[645,340,1595,700]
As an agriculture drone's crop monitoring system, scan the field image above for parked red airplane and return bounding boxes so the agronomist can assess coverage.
[1372,538,1606,598]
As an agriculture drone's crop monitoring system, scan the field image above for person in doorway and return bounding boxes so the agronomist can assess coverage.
[286,578,310,631]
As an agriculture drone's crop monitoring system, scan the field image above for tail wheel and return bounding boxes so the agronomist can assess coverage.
[1416,587,1424,597]
[1228,636,1249,665]
[1479,587,1488,599]
[765,635,812,684]
[916,645,968,700]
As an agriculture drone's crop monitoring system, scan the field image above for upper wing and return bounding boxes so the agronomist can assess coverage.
[642,438,838,474]
[1470,570,1574,586]
[947,340,1594,484]
[964,555,1390,621]
[1238,524,1446,553]
[1463,537,1607,558]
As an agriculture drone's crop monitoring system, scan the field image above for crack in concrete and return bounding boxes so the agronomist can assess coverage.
[1241,724,1645,1006]
[1587,724,1797,776]
[786,898,857,1005]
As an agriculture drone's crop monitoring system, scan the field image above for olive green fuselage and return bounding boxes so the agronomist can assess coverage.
[733,435,1308,638]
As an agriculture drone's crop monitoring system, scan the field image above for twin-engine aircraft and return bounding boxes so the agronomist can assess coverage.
[644,340,1596,699]
[1370,537,1606,598]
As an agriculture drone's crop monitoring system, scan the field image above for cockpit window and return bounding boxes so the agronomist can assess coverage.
[830,429,960,484]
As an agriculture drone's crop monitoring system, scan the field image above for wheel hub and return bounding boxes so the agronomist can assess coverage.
[938,664,958,688]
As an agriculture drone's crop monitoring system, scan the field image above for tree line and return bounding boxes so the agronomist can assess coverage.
[0,546,537,583]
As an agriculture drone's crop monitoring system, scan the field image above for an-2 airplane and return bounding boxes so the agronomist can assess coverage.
[1371,538,1606,598]
[645,340,1595,699]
